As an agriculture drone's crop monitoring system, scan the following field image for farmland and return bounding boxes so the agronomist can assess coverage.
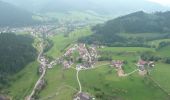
[36,29,170,100]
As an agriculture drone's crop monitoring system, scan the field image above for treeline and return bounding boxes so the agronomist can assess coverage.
[79,11,170,46]
[0,33,37,88]
[94,11,170,34]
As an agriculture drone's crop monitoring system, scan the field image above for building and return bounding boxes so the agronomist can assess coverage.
[111,60,124,68]
[74,92,93,100]
[111,60,125,77]
[136,59,155,71]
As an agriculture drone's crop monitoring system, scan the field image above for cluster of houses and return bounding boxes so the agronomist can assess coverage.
[136,59,155,75]
[63,44,98,70]
[111,59,155,76]
[36,79,46,91]
[39,56,58,73]
[111,60,125,77]
[74,92,95,100]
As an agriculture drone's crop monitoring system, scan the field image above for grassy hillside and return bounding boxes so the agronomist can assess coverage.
[0,33,38,99]
[7,62,39,100]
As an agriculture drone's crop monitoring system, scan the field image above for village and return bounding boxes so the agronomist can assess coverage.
[17,22,157,100]
[0,20,89,37]
[25,34,156,100]
[51,43,156,100]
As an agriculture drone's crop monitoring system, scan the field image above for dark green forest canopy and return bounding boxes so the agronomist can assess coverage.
[79,11,170,46]
[0,33,37,86]
[96,11,170,34]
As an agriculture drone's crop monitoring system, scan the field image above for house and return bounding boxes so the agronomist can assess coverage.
[111,60,125,77]
[111,60,124,68]
[136,59,155,71]
[136,59,147,71]
[39,65,43,74]
[73,92,93,100]
[76,64,85,70]
[36,79,45,91]
[63,61,72,69]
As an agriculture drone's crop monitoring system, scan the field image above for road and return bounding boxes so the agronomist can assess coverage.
[27,40,47,100]
[76,70,82,93]
[124,69,139,76]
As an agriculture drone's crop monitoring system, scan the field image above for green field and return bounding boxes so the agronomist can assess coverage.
[118,33,168,39]
[79,65,169,100]
[151,63,170,93]
[38,62,170,100]
[98,47,155,53]
[39,44,170,100]
[157,46,170,57]
[38,65,79,100]
[13,27,169,100]
[7,61,39,100]
[148,39,170,47]
[33,11,111,24]
[46,27,92,58]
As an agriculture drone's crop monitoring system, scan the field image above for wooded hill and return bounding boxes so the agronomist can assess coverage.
[0,33,37,88]
[79,11,170,46]
[0,1,38,27]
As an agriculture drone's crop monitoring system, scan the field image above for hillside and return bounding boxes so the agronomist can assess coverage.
[3,0,169,14]
[95,11,170,34]
[0,33,37,89]
[0,1,37,27]
[79,11,170,46]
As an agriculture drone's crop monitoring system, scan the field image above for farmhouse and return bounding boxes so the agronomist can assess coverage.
[63,60,73,69]
[111,60,124,68]
[136,59,155,71]
[74,92,93,100]
[111,60,125,77]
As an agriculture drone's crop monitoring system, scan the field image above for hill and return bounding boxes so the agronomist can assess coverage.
[0,1,37,27]
[0,33,37,89]
[79,11,170,46]
[94,11,170,34]
[3,0,170,15]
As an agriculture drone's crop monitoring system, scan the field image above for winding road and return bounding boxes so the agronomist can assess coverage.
[27,40,47,100]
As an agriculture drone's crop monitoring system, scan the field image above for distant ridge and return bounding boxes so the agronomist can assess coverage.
[0,1,37,27]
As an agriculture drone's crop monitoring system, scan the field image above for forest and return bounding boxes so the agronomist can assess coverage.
[0,33,37,89]
[79,11,170,46]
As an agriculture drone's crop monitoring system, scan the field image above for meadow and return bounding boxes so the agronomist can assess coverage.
[45,27,92,58]
[39,42,170,100]
[7,62,39,100]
